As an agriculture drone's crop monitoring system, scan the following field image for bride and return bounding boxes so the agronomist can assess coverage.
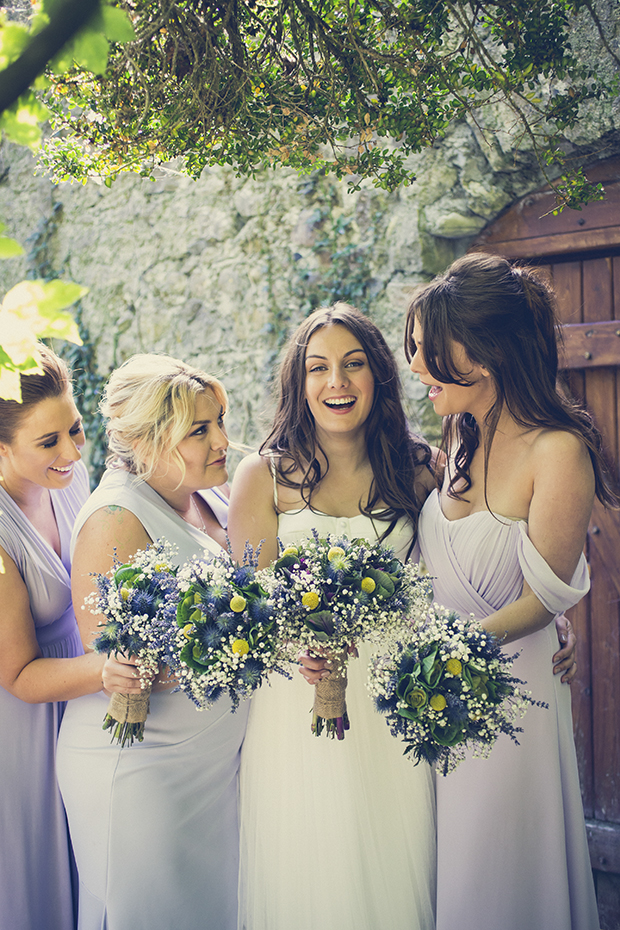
[229,303,439,930]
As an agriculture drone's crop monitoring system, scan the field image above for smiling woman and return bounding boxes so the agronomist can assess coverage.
[56,353,248,930]
[0,345,105,930]
[228,304,437,930]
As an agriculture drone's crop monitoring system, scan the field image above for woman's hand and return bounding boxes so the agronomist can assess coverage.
[297,645,358,685]
[298,652,331,685]
[102,654,144,696]
[553,615,577,684]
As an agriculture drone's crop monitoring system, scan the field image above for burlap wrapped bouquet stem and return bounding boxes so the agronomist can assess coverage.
[311,652,350,740]
[102,686,151,747]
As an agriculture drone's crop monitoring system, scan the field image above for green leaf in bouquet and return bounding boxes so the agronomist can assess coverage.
[179,641,210,672]
[112,564,137,585]
[421,649,440,685]
[363,567,395,598]
[275,553,299,571]
[176,592,198,625]
[430,722,463,747]
[304,610,335,639]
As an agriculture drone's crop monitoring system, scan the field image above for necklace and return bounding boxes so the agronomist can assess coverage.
[189,494,207,533]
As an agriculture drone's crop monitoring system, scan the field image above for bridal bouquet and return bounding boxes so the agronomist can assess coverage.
[170,548,289,710]
[90,542,179,746]
[272,531,432,739]
[368,604,540,774]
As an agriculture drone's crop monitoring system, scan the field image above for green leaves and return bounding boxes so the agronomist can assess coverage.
[0,278,86,401]
[0,0,134,150]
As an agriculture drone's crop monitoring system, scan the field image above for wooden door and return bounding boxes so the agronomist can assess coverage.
[474,157,620,928]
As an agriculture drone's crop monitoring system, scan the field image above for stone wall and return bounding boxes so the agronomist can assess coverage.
[1,3,619,475]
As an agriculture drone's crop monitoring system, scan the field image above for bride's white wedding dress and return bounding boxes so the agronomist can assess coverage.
[238,508,436,930]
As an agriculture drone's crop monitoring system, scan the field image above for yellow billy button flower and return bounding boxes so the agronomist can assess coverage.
[182,623,194,639]
[230,595,247,613]
[430,693,447,712]
[445,658,462,676]
[153,562,168,572]
[120,586,130,601]
[361,576,376,594]
[327,546,346,561]
[301,591,320,610]
[281,546,299,557]
[232,639,250,656]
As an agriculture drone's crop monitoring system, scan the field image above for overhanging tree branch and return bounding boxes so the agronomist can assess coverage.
[0,0,101,114]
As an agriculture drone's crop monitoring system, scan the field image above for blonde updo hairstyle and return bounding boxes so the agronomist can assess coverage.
[100,354,227,483]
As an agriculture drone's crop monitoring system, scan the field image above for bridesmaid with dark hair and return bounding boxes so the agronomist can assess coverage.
[407,252,617,930]
[0,346,105,930]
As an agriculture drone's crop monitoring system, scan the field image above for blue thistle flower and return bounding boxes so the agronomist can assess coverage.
[93,621,123,654]
[129,590,157,617]
[238,658,263,689]
[216,612,238,635]
[445,692,469,724]
[248,597,273,624]
[232,565,254,587]
[195,626,223,650]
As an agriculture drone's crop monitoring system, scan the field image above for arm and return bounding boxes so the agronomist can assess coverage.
[71,504,152,650]
[228,452,280,568]
[482,431,594,646]
[0,544,104,703]
[72,505,176,695]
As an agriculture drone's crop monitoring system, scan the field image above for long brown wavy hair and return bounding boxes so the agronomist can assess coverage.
[404,252,619,508]
[261,303,433,546]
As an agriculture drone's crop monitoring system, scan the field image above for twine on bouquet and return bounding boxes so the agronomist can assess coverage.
[102,685,152,747]
[311,651,350,740]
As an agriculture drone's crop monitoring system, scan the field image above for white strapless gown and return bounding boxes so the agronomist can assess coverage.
[238,510,436,930]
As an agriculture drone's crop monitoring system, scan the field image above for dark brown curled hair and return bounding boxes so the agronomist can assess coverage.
[404,252,619,508]
[261,302,433,545]
[0,345,72,445]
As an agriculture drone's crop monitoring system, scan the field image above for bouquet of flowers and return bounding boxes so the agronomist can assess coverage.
[368,603,542,774]
[170,547,289,710]
[90,542,179,746]
[271,531,432,739]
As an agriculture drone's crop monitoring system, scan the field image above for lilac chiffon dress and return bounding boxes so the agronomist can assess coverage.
[0,458,90,930]
[419,489,599,930]
[57,469,248,930]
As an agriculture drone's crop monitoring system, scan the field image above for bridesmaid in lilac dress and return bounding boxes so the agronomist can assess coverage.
[57,354,248,930]
[406,253,619,930]
[0,346,106,930]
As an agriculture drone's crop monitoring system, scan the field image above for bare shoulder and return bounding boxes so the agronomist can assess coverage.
[232,451,273,487]
[73,505,151,563]
[529,428,595,515]
[530,428,593,475]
